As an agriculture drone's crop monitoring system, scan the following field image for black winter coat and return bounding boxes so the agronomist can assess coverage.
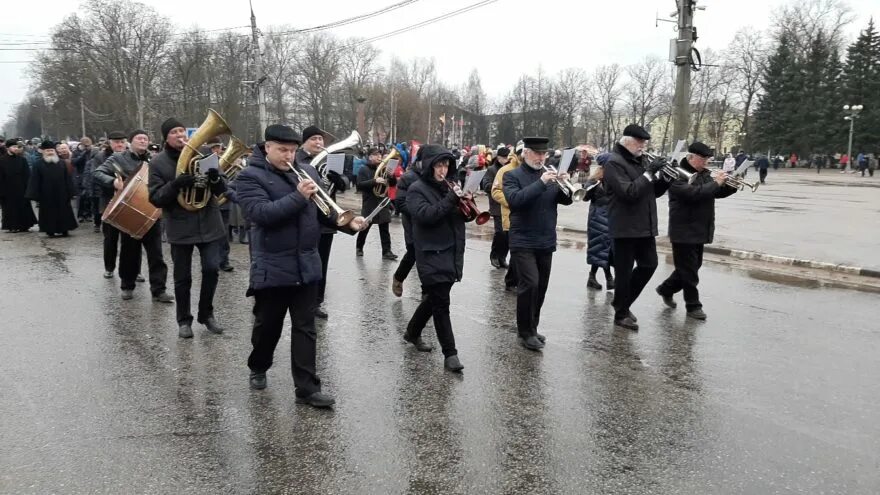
[503,162,573,251]
[394,168,420,245]
[356,161,393,224]
[481,160,502,216]
[148,145,226,245]
[94,150,150,195]
[26,159,78,234]
[295,148,347,235]
[585,180,612,267]
[0,153,37,230]
[407,147,466,285]
[83,148,112,203]
[604,143,670,239]
[667,158,736,244]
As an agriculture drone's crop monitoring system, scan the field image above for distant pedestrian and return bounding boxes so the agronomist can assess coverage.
[857,152,868,177]
[722,153,735,173]
[839,153,849,172]
[756,154,770,184]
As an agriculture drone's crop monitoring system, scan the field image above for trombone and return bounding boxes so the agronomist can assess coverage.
[285,162,356,227]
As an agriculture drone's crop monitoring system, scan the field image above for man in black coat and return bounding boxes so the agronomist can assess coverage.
[656,142,735,319]
[148,118,227,339]
[482,147,512,268]
[355,147,397,260]
[26,140,79,237]
[603,124,670,331]
[295,125,348,319]
[503,137,574,351]
[92,133,128,277]
[391,147,422,297]
[403,144,466,372]
[95,129,172,303]
[0,138,37,232]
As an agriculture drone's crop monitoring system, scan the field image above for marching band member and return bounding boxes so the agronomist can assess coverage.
[482,146,511,269]
[403,144,466,372]
[91,132,128,277]
[390,147,423,297]
[603,124,669,331]
[148,118,227,339]
[503,137,573,351]
[491,142,522,291]
[355,147,397,260]
[236,124,366,407]
[656,142,735,320]
[94,129,172,303]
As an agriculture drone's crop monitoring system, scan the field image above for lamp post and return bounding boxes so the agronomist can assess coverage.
[737,131,747,152]
[843,104,863,173]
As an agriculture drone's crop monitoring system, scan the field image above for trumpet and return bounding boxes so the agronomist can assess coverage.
[285,162,355,227]
[662,163,761,192]
[445,180,490,225]
[542,162,586,201]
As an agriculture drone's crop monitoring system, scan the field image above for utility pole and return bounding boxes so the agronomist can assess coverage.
[250,0,268,137]
[137,76,145,130]
[671,0,698,144]
[79,97,86,138]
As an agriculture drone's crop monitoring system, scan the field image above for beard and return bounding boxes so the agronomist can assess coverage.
[44,155,60,164]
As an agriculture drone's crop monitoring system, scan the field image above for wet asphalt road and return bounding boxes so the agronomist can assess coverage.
[1,220,879,494]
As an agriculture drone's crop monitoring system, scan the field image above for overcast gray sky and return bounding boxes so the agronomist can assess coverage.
[1,0,878,124]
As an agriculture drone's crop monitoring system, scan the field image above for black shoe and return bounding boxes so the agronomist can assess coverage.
[121,289,134,300]
[536,332,546,343]
[60,231,69,237]
[614,316,639,331]
[202,317,224,334]
[391,278,403,297]
[587,275,602,290]
[220,264,234,272]
[687,308,707,320]
[178,324,194,339]
[499,258,509,268]
[296,391,335,408]
[404,332,433,352]
[656,287,677,308]
[103,271,114,279]
[93,225,101,233]
[490,257,501,269]
[382,251,399,260]
[136,274,146,282]
[627,310,638,323]
[606,276,615,290]
[505,284,516,292]
[356,248,364,257]
[519,336,544,351]
[444,355,464,372]
[249,371,267,390]
[152,292,174,303]
[314,307,328,319]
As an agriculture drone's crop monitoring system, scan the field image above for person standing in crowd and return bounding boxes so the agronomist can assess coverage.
[94,129,173,303]
[74,137,100,228]
[206,141,234,273]
[91,132,130,277]
[25,139,41,168]
[148,118,227,339]
[857,152,869,177]
[482,147,511,269]
[0,138,37,233]
[236,124,366,407]
[722,153,735,174]
[603,124,670,331]
[756,153,770,184]
[839,153,849,172]
[789,153,798,169]
[355,147,397,260]
[584,153,614,291]
[295,125,347,319]
[390,147,423,297]
[26,140,78,238]
[773,155,783,171]
[656,142,736,319]
[403,144,466,372]
[503,137,574,351]
[491,140,523,292]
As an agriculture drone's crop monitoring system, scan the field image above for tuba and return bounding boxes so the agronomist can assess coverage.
[373,147,401,197]
[310,130,361,191]
[216,136,250,206]
[176,109,233,211]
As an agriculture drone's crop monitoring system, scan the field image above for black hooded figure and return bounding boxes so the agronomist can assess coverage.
[26,141,78,237]
[0,139,37,232]
[402,144,466,372]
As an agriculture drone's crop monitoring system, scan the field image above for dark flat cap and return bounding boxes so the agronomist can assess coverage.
[108,131,127,140]
[521,137,550,152]
[5,138,23,147]
[496,147,510,158]
[623,124,651,140]
[688,141,713,158]
[39,140,56,150]
[264,124,302,145]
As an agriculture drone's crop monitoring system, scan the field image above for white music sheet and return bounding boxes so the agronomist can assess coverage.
[556,148,577,175]
[464,169,486,194]
[326,154,345,174]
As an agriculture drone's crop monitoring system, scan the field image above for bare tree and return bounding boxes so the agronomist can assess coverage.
[624,56,667,127]
[295,34,341,129]
[587,64,623,148]
[554,68,588,146]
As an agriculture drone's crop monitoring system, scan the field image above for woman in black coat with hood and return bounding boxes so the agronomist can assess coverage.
[403,144,467,372]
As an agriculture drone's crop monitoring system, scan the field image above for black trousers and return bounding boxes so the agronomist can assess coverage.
[170,241,220,325]
[219,210,231,266]
[317,232,334,305]
[102,222,123,272]
[406,282,457,358]
[120,223,166,296]
[92,198,103,228]
[490,216,509,262]
[759,168,768,183]
[248,285,322,397]
[393,242,416,282]
[657,243,704,311]
[356,222,391,252]
[511,249,553,339]
[612,237,658,319]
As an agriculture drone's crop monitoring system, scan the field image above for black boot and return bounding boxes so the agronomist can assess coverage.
[587,274,602,290]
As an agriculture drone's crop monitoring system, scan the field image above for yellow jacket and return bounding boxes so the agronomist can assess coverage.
[491,158,519,231]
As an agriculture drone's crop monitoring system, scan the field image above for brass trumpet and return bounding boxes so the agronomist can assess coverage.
[542,162,586,201]
[285,162,355,227]
[373,147,400,197]
[216,136,249,206]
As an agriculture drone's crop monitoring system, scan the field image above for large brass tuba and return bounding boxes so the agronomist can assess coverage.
[372,147,400,197]
[216,136,250,206]
[176,109,233,211]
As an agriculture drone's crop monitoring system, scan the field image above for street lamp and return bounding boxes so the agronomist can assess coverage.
[737,131,747,152]
[843,104,863,172]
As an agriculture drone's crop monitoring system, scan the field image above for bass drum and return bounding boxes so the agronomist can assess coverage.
[102,165,162,239]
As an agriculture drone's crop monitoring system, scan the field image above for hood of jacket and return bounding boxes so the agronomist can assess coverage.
[419,144,455,183]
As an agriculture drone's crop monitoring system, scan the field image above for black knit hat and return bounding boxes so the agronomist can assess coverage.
[496,147,510,158]
[301,125,329,143]
[161,118,185,140]
[128,129,148,141]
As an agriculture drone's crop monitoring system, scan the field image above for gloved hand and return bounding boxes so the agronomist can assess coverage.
[647,157,667,175]
[172,173,196,190]
[207,168,220,182]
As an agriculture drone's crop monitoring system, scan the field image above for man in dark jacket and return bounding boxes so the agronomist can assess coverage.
[403,144,466,371]
[482,147,511,268]
[656,142,736,319]
[26,140,79,237]
[604,124,670,331]
[95,129,172,303]
[0,138,37,232]
[75,137,101,231]
[236,124,365,407]
[295,125,348,319]
[391,148,423,297]
[92,133,128,275]
[355,147,397,260]
[148,118,227,339]
[755,154,770,184]
[503,137,574,351]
